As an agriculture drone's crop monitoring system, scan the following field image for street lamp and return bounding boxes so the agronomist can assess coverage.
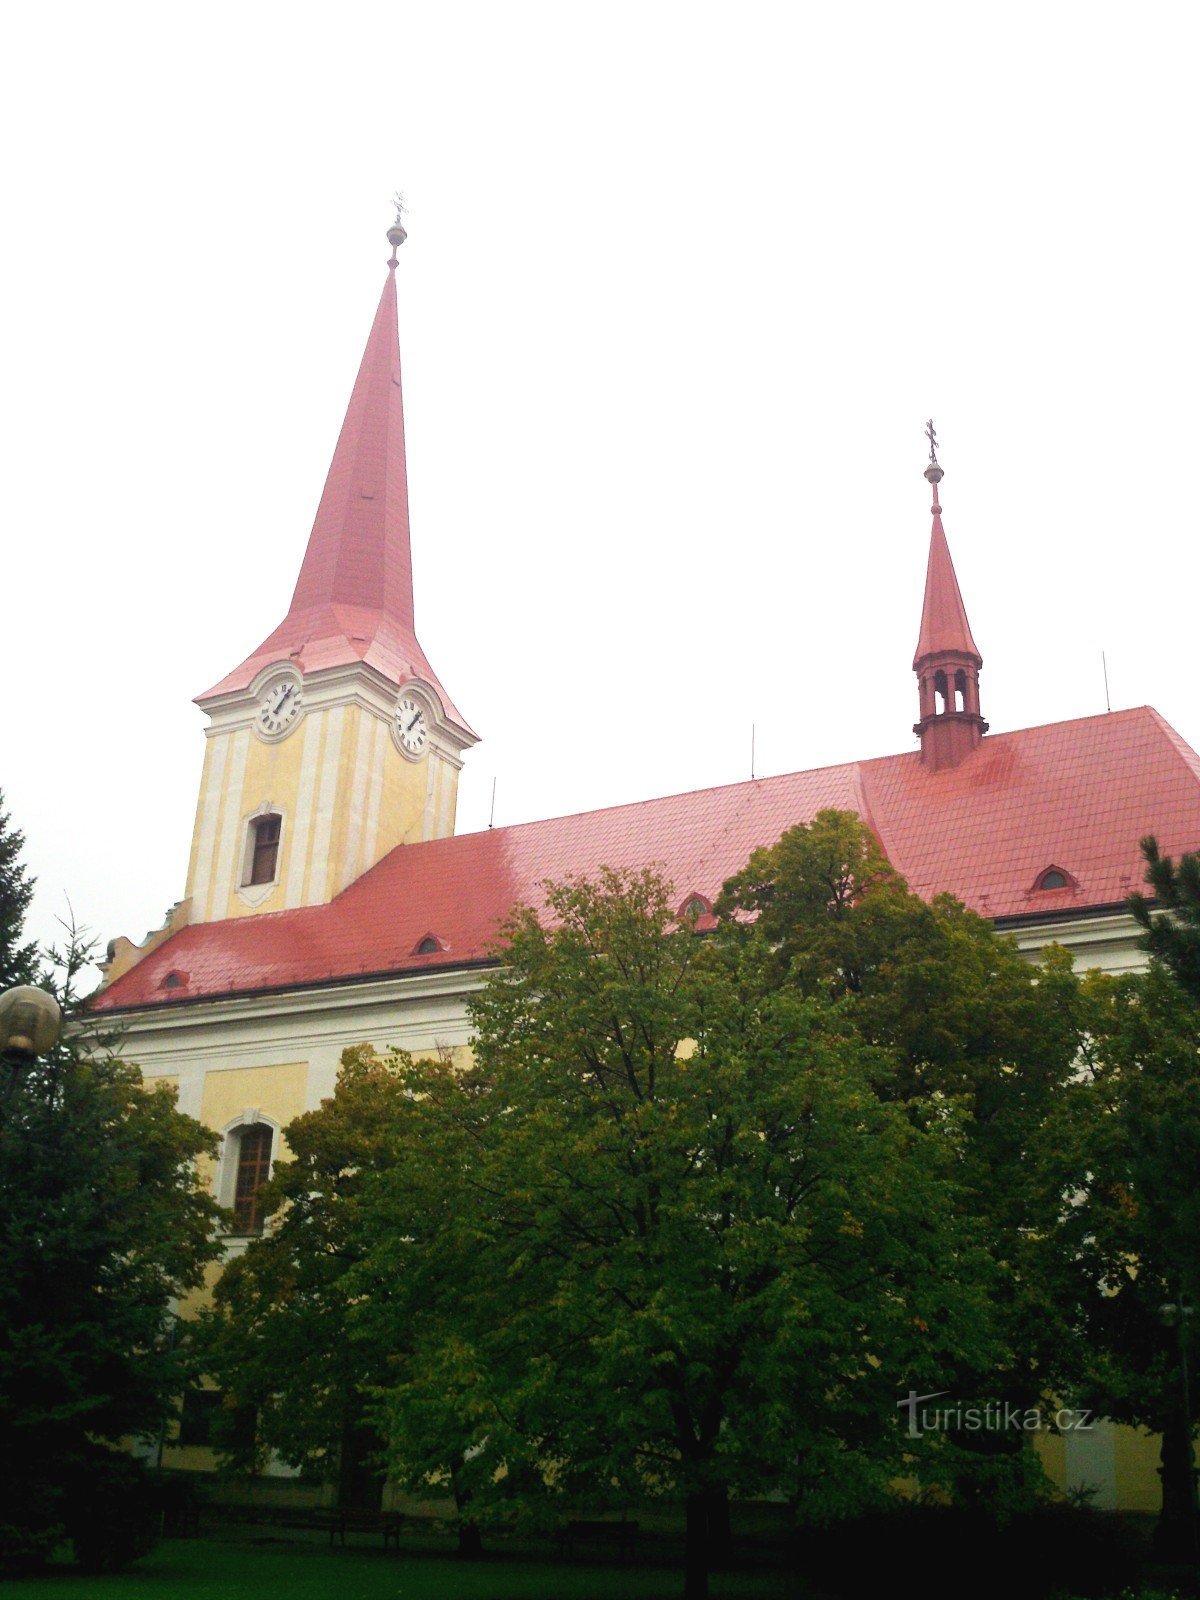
[1160,1295,1200,1580]
[0,984,62,1101]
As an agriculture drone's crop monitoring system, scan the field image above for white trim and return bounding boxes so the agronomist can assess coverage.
[215,1110,282,1225]
[208,728,250,920]
[285,715,323,908]
[341,708,377,891]
[235,801,286,906]
[189,736,229,916]
[307,706,344,904]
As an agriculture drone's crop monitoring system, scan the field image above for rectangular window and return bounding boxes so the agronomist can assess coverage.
[248,814,282,886]
[233,1124,274,1234]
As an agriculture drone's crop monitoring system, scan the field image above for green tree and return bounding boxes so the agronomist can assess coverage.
[191,1045,411,1512]
[355,868,998,1600]
[0,833,222,1571]
[1130,834,1200,1000]
[0,790,39,990]
[1043,964,1200,1556]
[719,811,1088,1503]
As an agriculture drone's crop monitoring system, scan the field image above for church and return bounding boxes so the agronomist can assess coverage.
[93,216,1200,1509]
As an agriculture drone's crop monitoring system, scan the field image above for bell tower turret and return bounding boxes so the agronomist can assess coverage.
[183,209,477,925]
[912,424,987,772]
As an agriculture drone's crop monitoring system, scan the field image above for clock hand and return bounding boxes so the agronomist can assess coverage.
[405,712,421,733]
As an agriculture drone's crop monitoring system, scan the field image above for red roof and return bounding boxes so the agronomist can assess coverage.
[93,707,1200,1012]
[200,267,473,736]
[913,501,981,668]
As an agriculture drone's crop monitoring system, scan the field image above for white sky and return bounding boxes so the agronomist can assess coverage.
[3,2,1198,963]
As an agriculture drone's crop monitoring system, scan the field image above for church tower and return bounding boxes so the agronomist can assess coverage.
[912,430,987,771]
[183,214,477,926]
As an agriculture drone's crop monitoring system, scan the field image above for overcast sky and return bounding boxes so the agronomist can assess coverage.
[4,2,1198,963]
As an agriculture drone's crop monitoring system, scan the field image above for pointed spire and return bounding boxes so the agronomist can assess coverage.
[201,215,473,738]
[911,426,987,770]
[912,457,982,669]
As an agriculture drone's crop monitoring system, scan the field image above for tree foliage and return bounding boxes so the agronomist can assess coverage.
[0,820,223,1572]
[198,813,1104,1597]
[1128,834,1200,1000]
[191,1045,413,1507]
[0,790,39,990]
[721,811,1087,1429]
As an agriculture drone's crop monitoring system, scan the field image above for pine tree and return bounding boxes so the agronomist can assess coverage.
[0,790,39,990]
[1128,835,1200,999]
[0,799,224,1573]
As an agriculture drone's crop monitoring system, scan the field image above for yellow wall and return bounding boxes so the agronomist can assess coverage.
[199,1061,310,1136]
[187,702,460,924]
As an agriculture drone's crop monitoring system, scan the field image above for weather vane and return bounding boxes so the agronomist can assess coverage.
[387,191,408,266]
[925,419,939,466]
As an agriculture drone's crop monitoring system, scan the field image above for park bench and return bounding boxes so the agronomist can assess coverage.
[215,1503,403,1549]
[556,1519,640,1561]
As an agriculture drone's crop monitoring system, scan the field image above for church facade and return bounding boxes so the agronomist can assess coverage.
[93,221,1200,1511]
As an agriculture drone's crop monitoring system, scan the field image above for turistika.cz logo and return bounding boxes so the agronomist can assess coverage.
[897,1390,1096,1441]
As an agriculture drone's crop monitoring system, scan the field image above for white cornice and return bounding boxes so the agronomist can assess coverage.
[105,964,493,1040]
[200,663,475,758]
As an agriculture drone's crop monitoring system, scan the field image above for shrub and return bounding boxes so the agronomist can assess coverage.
[795,1500,1142,1599]
[64,1447,158,1573]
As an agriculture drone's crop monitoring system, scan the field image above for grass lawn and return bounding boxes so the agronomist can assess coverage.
[4,1535,801,1600]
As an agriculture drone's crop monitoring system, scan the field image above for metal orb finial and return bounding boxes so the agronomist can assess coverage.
[387,192,407,266]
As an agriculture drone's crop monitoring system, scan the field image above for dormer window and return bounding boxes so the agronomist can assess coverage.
[1034,866,1074,893]
[246,814,282,887]
[413,933,447,956]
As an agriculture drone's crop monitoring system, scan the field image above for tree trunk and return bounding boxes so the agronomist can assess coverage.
[683,1492,710,1600]
[1154,1416,1200,1564]
[703,1485,731,1568]
[452,1472,483,1559]
[337,1417,383,1511]
[456,1519,483,1559]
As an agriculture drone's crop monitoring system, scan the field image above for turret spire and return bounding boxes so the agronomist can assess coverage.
[200,214,473,738]
[912,427,987,770]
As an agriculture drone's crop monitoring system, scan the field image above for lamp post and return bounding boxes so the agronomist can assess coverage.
[1160,1295,1200,1581]
[0,983,62,1104]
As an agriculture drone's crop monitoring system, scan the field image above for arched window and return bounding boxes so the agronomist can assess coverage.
[232,1123,274,1235]
[245,814,282,887]
[417,937,440,955]
[933,669,948,716]
[954,670,967,713]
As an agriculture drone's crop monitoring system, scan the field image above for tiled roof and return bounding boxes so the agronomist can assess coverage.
[913,505,981,667]
[93,707,1200,1012]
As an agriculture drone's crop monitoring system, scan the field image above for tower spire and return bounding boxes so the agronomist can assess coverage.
[200,214,473,738]
[912,426,987,770]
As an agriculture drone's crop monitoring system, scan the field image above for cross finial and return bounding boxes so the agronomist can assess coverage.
[386,191,408,267]
[923,419,944,490]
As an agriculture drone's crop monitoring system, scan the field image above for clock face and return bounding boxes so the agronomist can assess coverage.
[394,695,429,758]
[255,678,303,739]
